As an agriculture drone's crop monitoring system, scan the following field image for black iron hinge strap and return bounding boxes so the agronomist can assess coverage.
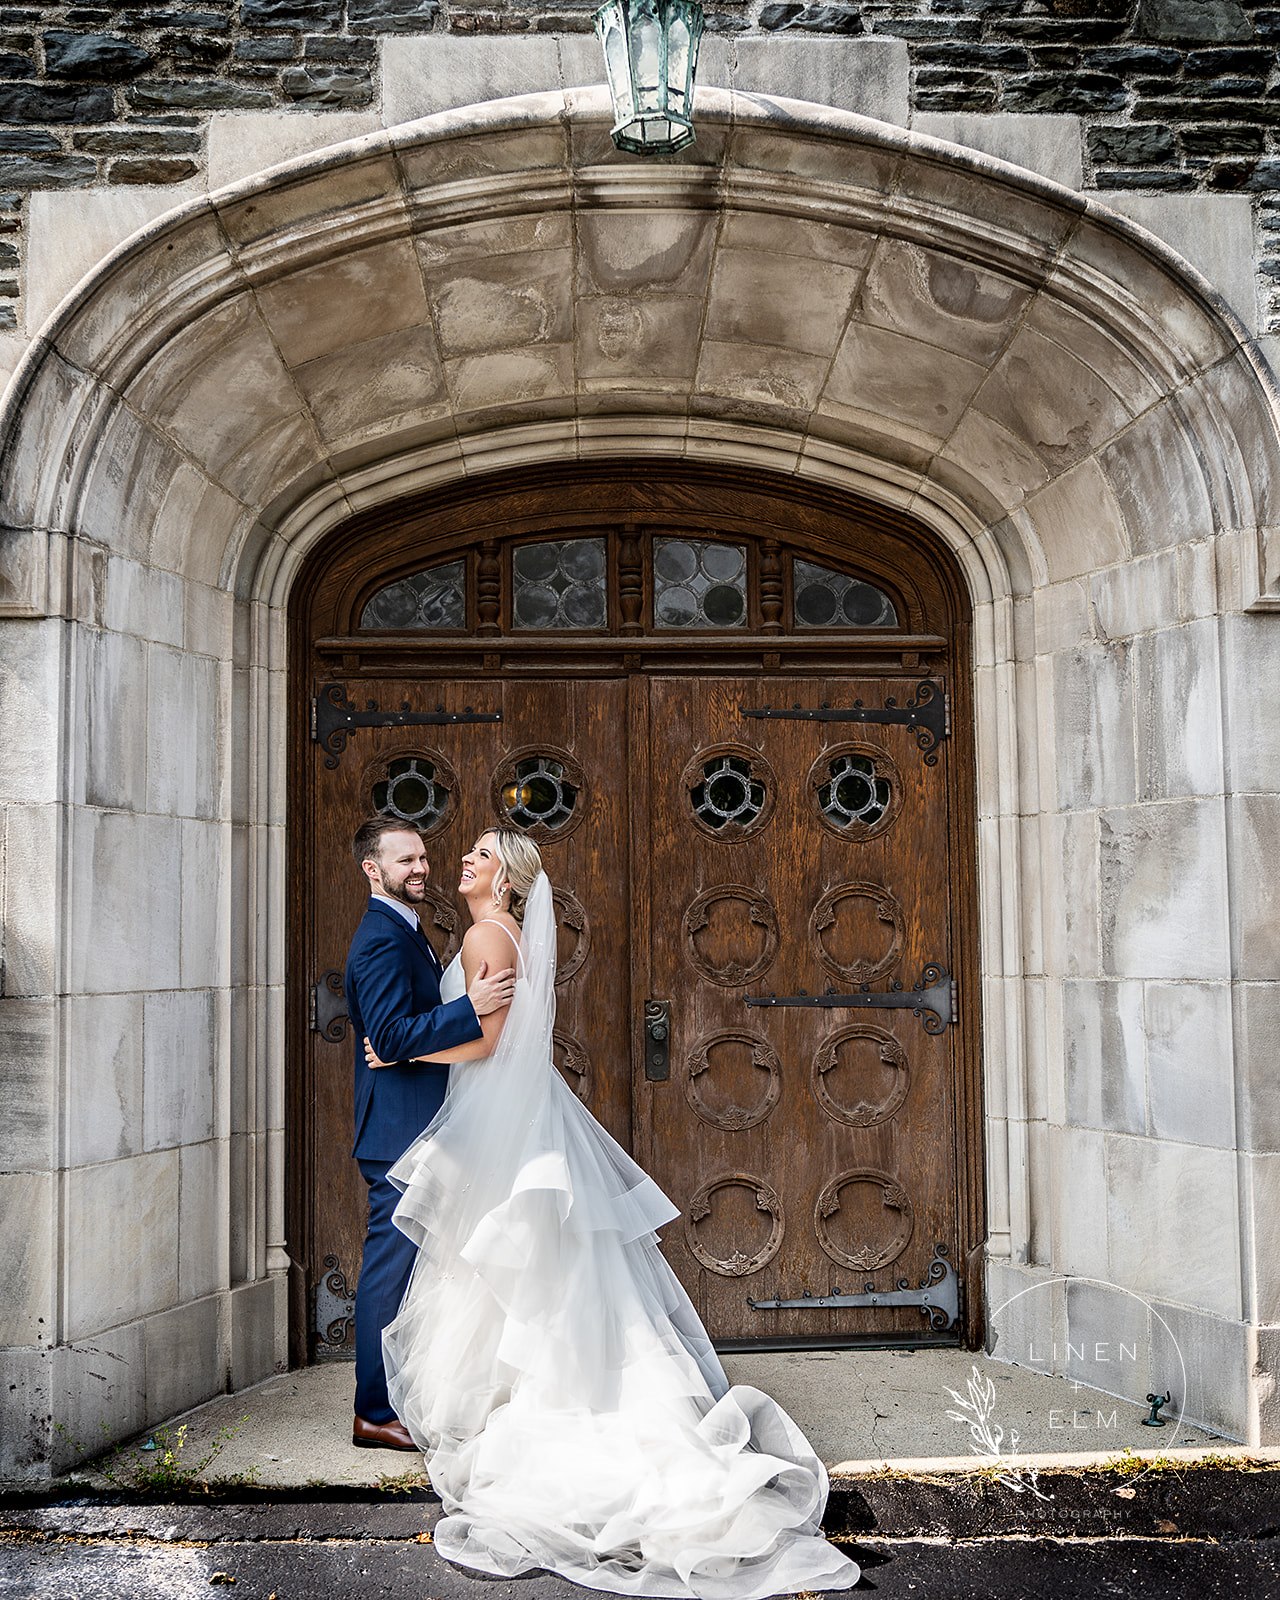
[312,680,501,768]
[742,677,948,765]
[745,964,955,1034]
[748,1244,960,1333]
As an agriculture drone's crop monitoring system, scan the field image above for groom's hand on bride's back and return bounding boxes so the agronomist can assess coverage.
[468,959,517,1016]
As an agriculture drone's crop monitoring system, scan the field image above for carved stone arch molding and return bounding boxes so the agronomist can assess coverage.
[2,89,1276,619]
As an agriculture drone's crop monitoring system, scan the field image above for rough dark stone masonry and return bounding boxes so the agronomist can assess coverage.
[4,0,1280,335]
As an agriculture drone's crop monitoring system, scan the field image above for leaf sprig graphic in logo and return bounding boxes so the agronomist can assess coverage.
[944,1364,1051,1499]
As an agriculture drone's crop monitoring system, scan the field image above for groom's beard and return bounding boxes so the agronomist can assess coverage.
[379,869,428,904]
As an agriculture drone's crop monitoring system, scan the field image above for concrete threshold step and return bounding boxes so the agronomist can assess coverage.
[4,1458,1279,1545]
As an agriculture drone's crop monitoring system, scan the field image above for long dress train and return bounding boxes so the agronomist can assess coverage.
[383,875,860,1599]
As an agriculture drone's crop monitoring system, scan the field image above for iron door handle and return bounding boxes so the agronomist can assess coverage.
[645,999,671,1080]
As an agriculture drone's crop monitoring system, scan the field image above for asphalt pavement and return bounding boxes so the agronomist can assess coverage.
[4,1464,1280,1600]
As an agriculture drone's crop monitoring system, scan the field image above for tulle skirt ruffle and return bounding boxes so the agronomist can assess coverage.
[384,1034,859,1598]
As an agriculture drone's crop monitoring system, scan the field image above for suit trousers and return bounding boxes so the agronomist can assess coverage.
[354,1159,419,1424]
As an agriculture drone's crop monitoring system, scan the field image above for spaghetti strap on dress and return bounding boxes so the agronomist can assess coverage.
[473,917,523,970]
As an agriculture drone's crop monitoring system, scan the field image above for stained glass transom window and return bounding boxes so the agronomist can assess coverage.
[373,757,450,828]
[512,539,607,630]
[818,752,892,830]
[654,539,747,629]
[794,559,897,628]
[690,755,767,832]
[501,756,579,831]
[360,560,466,630]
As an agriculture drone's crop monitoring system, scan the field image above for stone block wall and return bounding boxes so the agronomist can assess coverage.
[7,2,1280,336]
[0,529,293,1474]
[3,13,1280,1473]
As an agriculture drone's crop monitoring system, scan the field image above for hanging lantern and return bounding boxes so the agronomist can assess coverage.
[594,0,705,156]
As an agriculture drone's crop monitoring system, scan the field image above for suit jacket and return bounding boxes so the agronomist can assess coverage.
[345,898,483,1162]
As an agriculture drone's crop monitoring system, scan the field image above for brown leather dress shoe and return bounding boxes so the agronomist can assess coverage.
[352,1415,419,1451]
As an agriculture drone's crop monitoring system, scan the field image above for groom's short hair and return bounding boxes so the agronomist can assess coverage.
[352,814,427,869]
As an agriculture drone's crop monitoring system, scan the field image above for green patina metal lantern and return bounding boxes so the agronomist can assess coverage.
[594,0,705,156]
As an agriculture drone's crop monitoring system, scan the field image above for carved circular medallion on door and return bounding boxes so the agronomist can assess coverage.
[550,886,590,984]
[814,1169,915,1272]
[683,885,779,986]
[812,1025,910,1128]
[686,1174,785,1277]
[809,742,901,842]
[553,1029,590,1101]
[810,882,904,985]
[492,746,586,842]
[685,1029,782,1131]
[682,745,776,841]
[366,747,457,837]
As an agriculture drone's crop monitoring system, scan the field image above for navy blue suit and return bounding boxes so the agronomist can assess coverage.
[345,898,482,1422]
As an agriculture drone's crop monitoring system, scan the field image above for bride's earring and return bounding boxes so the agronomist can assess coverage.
[492,879,506,907]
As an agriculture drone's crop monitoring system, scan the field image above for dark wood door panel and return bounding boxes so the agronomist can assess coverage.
[305,675,630,1355]
[641,675,959,1343]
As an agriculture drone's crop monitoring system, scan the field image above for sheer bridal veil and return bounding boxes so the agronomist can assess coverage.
[383,872,860,1599]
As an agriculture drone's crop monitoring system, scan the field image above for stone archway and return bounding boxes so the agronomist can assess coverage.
[4,86,1279,1473]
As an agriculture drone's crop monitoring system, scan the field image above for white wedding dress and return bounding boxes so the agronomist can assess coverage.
[383,874,859,1599]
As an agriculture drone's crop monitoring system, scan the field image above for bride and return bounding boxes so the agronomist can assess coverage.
[370,827,860,1598]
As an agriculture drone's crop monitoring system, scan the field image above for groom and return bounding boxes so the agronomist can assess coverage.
[346,815,516,1450]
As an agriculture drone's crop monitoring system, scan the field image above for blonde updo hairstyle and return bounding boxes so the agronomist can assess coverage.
[484,827,544,926]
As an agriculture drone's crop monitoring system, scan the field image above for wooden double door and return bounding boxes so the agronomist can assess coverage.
[292,470,982,1357]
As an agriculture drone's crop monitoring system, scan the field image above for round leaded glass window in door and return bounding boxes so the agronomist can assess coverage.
[808,743,902,842]
[683,745,776,840]
[372,756,452,832]
[492,748,587,841]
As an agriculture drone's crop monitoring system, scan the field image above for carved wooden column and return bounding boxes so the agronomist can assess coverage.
[760,537,783,632]
[477,538,501,635]
[619,522,643,634]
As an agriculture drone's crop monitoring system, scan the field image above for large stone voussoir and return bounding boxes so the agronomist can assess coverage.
[1023,290,1165,420]
[1059,207,1240,382]
[126,293,322,500]
[428,249,574,360]
[414,210,572,274]
[823,319,987,439]
[396,113,569,200]
[1099,398,1219,551]
[72,397,193,563]
[294,322,451,453]
[576,208,717,300]
[705,247,861,360]
[857,235,1035,366]
[214,145,404,261]
[695,340,830,417]
[578,294,703,390]
[975,325,1136,478]
[254,236,430,370]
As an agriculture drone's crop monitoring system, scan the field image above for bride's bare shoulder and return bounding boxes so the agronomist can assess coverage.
[462,915,521,955]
